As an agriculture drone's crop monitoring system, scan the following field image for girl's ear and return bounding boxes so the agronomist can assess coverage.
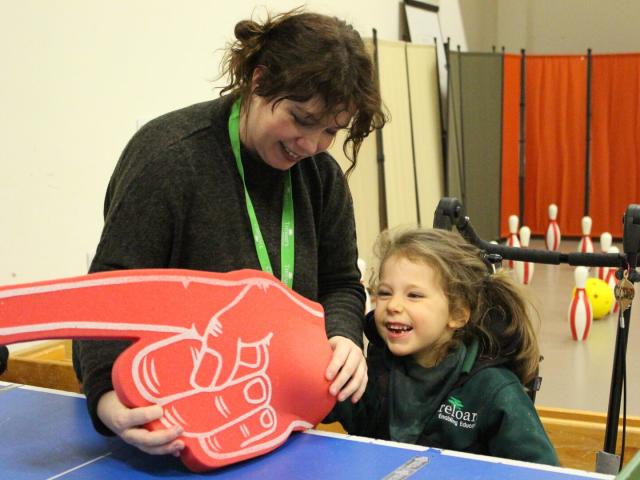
[448,307,470,331]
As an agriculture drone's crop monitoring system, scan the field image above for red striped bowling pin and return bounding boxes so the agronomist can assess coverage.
[577,216,594,253]
[545,204,561,251]
[506,215,520,269]
[569,266,592,341]
[596,232,612,281]
[605,246,620,315]
[515,226,534,285]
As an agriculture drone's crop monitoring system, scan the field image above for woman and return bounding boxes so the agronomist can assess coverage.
[73,9,386,457]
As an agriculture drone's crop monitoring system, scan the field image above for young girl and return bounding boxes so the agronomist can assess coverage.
[327,228,559,466]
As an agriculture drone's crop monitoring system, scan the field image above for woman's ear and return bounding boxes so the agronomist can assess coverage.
[448,307,470,331]
[251,66,265,90]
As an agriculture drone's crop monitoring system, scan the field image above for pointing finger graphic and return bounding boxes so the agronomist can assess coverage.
[0,268,335,472]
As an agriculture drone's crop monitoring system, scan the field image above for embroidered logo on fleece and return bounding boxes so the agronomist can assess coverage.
[437,396,478,429]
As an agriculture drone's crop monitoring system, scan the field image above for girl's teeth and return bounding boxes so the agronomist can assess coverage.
[388,324,412,332]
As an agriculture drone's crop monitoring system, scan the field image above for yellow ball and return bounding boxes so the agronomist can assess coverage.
[573,277,614,319]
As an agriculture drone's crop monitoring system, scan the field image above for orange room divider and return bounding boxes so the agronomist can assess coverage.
[464,50,640,240]
[523,55,588,237]
[590,53,640,238]
[500,54,521,238]
[501,52,640,239]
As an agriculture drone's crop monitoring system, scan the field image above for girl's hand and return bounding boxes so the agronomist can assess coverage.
[97,390,185,457]
[326,336,368,403]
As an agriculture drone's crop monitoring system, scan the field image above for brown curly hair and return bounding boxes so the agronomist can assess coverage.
[372,228,541,385]
[219,8,386,174]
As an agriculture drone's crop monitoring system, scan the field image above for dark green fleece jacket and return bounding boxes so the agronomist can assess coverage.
[328,339,559,466]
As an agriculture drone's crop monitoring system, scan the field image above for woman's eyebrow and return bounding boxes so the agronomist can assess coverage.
[294,107,322,121]
[293,105,350,129]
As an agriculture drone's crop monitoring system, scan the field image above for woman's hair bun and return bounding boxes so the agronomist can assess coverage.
[234,19,263,43]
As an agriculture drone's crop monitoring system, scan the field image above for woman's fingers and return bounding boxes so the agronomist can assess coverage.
[97,390,184,456]
[348,360,368,403]
[327,336,368,402]
[113,404,164,432]
[325,336,349,383]
[333,351,366,402]
[121,425,184,455]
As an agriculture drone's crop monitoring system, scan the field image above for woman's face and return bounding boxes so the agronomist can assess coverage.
[241,93,352,171]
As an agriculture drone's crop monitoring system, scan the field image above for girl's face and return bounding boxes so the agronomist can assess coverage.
[241,93,351,171]
[374,255,467,368]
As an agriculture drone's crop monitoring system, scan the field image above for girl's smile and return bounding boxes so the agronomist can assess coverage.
[383,321,413,338]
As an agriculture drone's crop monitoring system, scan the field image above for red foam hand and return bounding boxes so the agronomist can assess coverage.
[0,269,336,471]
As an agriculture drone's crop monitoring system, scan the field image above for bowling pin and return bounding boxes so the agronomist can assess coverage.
[596,232,613,281]
[545,204,561,251]
[577,216,594,253]
[569,266,592,341]
[357,258,372,314]
[514,226,534,285]
[605,246,620,316]
[506,215,520,269]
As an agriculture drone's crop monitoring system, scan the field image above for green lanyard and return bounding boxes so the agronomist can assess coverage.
[228,98,294,288]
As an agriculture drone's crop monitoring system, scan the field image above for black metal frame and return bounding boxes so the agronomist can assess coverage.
[0,345,8,375]
[433,197,640,472]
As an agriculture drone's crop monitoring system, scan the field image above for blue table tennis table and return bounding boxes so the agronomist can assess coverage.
[0,382,615,479]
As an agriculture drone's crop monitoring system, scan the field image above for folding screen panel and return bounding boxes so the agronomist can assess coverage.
[447,52,503,241]
[330,129,380,269]
[500,54,521,238]
[331,39,445,267]
[406,43,444,228]
[376,40,419,229]
[524,55,587,237]
[590,53,640,238]
[446,52,464,203]
[328,35,379,266]
[459,51,640,240]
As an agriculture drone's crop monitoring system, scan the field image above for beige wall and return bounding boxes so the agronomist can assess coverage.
[522,0,640,54]
[0,1,400,284]
[459,0,498,52]
[461,0,640,54]
[3,0,638,285]
[496,0,640,54]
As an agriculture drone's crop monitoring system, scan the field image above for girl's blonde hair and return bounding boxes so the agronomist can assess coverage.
[372,228,540,385]
[219,8,386,175]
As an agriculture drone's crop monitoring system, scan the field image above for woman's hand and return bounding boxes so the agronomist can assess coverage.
[326,336,368,403]
[97,390,185,457]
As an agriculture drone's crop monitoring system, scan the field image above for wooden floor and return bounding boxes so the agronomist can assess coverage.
[512,238,640,472]
[525,239,639,417]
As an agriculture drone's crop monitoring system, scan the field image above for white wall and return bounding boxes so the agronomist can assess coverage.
[524,0,640,54]
[496,0,640,54]
[0,1,400,284]
[4,0,637,286]
[445,0,640,54]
